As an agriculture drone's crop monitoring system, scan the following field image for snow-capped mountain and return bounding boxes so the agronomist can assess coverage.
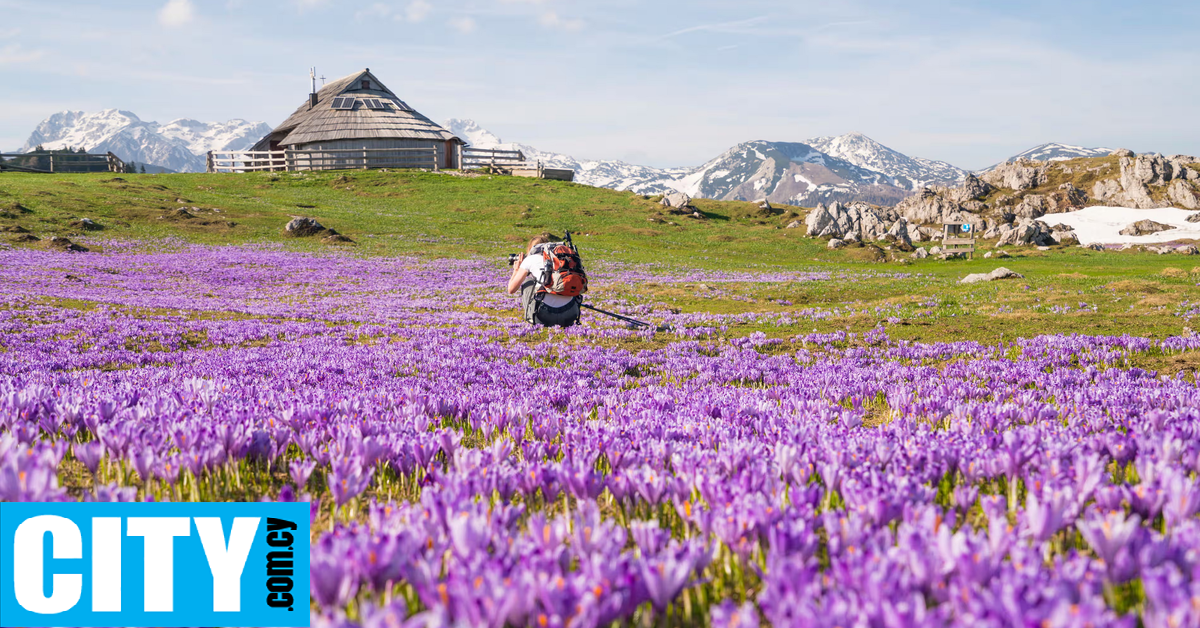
[443,119,691,194]
[669,140,912,206]
[20,110,270,172]
[445,119,939,206]
[804,132,968,191]
[984,143,1114,171]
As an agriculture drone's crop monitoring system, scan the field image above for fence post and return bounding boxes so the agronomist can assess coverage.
[433,147,439,172]
[206,151,214,173]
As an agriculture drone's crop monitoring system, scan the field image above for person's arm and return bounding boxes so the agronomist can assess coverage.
[507,253,529,294]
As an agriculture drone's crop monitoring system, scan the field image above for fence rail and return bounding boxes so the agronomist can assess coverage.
[0,152,127,174]
[207,148,440,173]
[461,147,527,169]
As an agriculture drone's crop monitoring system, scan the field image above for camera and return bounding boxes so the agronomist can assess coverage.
[507,253,520,266]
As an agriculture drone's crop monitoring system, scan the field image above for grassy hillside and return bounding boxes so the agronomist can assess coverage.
[6,169,1200,350]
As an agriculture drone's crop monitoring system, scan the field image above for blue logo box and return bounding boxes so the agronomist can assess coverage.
[0,501,310,627]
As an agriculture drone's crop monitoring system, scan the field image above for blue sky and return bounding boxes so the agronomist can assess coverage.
[0,0,1197,170]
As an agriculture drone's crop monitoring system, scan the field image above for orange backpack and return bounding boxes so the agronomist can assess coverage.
[534,242,588,297]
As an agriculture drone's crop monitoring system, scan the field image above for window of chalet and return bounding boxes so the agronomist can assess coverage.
[362,80,370,90]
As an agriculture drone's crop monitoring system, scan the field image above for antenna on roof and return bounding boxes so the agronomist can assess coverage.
[308,67,318,109]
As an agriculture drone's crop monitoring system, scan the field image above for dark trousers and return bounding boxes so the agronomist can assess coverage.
[520,280,580,327]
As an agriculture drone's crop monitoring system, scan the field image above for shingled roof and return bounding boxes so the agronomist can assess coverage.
[269,69,460,147]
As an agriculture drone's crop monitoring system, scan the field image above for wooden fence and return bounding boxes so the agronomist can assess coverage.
[460,147,527,170]
[460,147,574,181]
[206,146,575,181]
[207,147,440,173]
[0,152,127,174]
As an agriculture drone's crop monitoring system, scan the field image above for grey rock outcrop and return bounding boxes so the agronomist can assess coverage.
[1168,180,1199,210]
[1119,219,1175,236]
[827,238,846,250]
[786,220,802,229]
[981,159,1047,191]
[285,217,326,237]
[1186,212,1200,224]
[660,192,692,209]
[805,201,905,243]
[894,187,964,224]
[960,267,1024,284]
[1052,229,1079,245]
[1111,148,1135,158]
[996,219,1056,247]
[949,174,993,204]
[72,218,103,231]
[912,247,928,259]
[1176,245,1199,255]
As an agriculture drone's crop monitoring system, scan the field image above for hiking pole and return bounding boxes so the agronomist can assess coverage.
[580,303,672,333]
[564,229,672,333]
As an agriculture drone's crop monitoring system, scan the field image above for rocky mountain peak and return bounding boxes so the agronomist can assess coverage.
[18,109,270,172]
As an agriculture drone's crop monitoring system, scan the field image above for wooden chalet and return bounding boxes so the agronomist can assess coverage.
[247,68,464,170]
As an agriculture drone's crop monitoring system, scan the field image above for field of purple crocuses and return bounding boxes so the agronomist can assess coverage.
[2,243,1199,628]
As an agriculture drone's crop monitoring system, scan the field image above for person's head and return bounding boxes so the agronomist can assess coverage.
[527,233,555,254]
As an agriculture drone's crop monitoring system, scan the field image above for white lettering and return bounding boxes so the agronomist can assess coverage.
[91,517,122,612]
[13,515,82,614]
[194,517,260,612]
[126,517,190,612]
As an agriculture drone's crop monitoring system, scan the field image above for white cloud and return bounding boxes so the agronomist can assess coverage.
[0,43,44,65]
[406,0,432,22]
[539,11,583,32]
[449,16,477,34]
[354,2,392,21]
[158,0,195,28]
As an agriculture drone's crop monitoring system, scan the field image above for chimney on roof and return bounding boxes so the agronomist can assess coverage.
[308,67,318,109]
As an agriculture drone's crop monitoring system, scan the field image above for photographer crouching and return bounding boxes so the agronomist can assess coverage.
[506,233,587,327]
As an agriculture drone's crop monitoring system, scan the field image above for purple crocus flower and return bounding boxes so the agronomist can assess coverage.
[73,441,104,474]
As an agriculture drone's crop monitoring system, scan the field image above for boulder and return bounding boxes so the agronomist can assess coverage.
[757,199,772,210]
[1176,244,1199,255]
[1091,179,1123,203]
[1111,148,1136,158]
[1051,230,1079,245]
[47,236,87,252]
[322,233,355,244]
[71,218,103,231]
[983,251,992,258]
[1168,180,1199,210]
[895,187,962,224]
[996,218,1055,247]
[1012,194,1048,219]
[981,159,1047,191]
[1187,212,1200,224]
[786,220,802,229]
[949,174,993,203]
[960,266,1024,284]
[929,246,942,255]
[1119,219,1175,236]
[827,238,846,250]
[660,191,692,209]
[285,217,327,237]
[912,247,928,259]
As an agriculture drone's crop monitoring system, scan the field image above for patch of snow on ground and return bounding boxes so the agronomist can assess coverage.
[1039,206,1200,244]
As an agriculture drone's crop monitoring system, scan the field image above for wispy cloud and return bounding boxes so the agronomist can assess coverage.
[0,43,43,65]
[449,16,477,34]
[538,11,583,32]
[406,0,432,22]
[660,15,771,40]
[0,28,19,39]
[158,0,195,28]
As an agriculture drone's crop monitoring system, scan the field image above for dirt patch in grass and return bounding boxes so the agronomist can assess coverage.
[845,245,886,263]
[1105,280,1162,293]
